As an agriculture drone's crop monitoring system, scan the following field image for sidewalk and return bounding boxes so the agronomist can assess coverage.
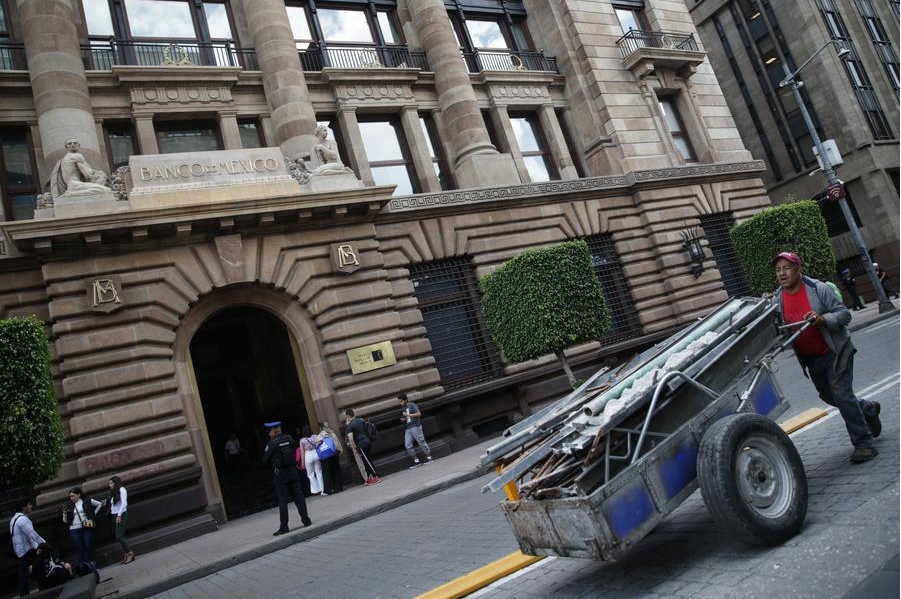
[95,438,501,599]
[93,304,898,599]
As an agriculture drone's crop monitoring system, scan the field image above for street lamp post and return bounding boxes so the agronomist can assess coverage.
[779,40,896,314]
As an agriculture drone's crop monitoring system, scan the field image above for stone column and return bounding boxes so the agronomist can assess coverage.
[538,105,578,180]
[406,0,519,188]
[134,114,159,155]
[399,107,441,192]
[337,109,371,185]
[18,0,103,170]
[219,111,243,150]
[242,0,318,160]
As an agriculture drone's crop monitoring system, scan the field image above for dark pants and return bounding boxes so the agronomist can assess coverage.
[358,442,377,477]
[273,468,310,531]
[68,527,96,567]
[843,283,864,309]
[114,512,130,552]
[17,548,35,597]
[801,349,877,448]
[321,455,343,493]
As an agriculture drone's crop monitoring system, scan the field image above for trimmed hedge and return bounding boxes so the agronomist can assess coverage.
[730,200,835,295]
[479,239,611,364]
[0,317,64,489]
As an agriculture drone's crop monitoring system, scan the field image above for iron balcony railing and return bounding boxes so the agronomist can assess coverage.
[616,29,700,58]
[0,42,27,70]
[461,49,558,73]
[299,45,429,70]
[80,39,252,69]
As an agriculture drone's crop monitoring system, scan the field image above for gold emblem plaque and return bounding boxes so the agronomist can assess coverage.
[346,340,396,374]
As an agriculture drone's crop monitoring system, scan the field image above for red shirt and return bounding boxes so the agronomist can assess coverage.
[782,287,830,356]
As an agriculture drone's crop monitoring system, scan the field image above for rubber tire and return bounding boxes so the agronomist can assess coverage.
[697,413,808,546]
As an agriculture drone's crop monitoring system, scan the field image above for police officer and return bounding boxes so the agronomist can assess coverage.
[262,421,312,535]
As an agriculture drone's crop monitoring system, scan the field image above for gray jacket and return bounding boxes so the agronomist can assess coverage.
[774,275,854,374]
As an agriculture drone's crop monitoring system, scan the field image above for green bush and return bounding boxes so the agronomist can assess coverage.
[0,317,64,489]
[479,240,610,386]
[731,199,835,295]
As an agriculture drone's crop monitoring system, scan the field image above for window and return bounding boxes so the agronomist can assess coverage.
[104,122,138,170]
[854,0,899,95]
[614,3,650,33]
[0,0,24,70]
[818,192,863,236]
[410,258,500,390]
[658,97,697,161]
[585,234,641,343]
[237,120,264,149]
[510,114,556,182]
[419,115,452,190]
[0,127,40,221]
[358,118,416,195]
[698,214,752,298]
[450,9,538,72]
[156,121,222,154]
[80,0,240,68]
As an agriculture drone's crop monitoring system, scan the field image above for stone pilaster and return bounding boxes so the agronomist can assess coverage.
[18,0,103,169]
[399,107,441,192]
[406,0,519,188]
[241,0,317,159]
[538,105,578,180]
[134,114,159,155]
[219,110,243,150]
[337,109,371,185]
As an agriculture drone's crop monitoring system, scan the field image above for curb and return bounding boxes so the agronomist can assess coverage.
[110,465,493,599]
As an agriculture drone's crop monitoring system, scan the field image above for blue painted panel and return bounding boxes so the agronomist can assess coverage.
[603,478,656,540]
[654,437,698,500]
[752,376,779,415]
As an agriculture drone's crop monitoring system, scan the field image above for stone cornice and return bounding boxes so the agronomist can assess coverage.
[386,161,766,212]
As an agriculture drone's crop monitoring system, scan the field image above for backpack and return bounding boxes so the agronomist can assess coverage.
[363,419,379,442]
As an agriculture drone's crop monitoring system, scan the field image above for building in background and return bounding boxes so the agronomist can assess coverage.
[0,0,772,574]
[690,0,899,291]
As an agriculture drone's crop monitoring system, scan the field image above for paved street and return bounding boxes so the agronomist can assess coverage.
[144,314,898,599]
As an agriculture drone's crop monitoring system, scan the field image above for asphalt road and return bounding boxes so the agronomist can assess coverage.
[151,315,899,599]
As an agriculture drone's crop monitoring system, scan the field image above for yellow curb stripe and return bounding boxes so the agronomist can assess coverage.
[414,551,543,599]
[417,409,829,599]
[780,407,830,434]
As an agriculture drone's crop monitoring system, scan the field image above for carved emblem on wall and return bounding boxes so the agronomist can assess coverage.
[87,275,124,313]
[162,44,193,66]
[331,242,361,274]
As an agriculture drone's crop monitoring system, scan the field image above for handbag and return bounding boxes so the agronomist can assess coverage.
[82,519,95,528]
[316,436,337,460]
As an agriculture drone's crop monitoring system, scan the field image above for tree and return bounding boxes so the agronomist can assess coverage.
[0,317,64,491]
[731,199,836,295]
[479,239,611,388]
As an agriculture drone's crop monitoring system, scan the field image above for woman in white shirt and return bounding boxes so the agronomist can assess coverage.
[61,487,103,581]
[108,476,135,564]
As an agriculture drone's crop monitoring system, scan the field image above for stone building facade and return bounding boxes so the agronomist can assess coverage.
[0,0,772,564]
[689,0,899,291]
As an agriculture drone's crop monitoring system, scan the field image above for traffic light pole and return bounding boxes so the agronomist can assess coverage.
[780,43,896,314]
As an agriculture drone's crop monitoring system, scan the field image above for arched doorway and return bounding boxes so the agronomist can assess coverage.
[189,306,313,519]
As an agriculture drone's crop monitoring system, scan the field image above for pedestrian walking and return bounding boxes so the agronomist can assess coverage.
[107,476,135,564]
[299,425,325,495]
[398,393,433,468]
[262,421,312,535]
[772,251,881,463]
[10,498,45,597]
[61,487,102,583]
[344,409,381,485]
[839,267,865,310]
[318,421,344,494]
[873,263,899,299]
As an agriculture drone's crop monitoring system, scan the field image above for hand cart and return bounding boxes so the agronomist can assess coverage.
[481,297,810,560]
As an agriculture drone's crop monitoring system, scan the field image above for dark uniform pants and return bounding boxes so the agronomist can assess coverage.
[273,468,310,530]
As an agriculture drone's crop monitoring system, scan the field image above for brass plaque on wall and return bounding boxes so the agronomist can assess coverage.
[347,340,396,375]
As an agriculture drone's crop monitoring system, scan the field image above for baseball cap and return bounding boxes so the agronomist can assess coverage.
[263,421,282,429]
[771,251,802,267]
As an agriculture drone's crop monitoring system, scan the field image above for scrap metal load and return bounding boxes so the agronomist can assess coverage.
[481,297,783,501]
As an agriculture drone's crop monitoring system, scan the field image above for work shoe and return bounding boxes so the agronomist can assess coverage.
[425,456,433,464]
[302,519,312,527]
[273,528,289,536]
[865,402,882,438]
[409,460,421,469]
[849,446,878,464]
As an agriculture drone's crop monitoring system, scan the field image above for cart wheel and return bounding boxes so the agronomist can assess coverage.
[697,413,807,546]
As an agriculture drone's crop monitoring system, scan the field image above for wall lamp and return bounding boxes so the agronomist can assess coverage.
[680,228,705,278]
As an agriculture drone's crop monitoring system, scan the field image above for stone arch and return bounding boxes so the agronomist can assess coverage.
[170,283,331,519]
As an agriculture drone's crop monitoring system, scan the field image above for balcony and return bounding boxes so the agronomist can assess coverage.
[0,42,27,70]
[462,49,558,74]
[298,45,429,71]
[80,39,253,70]
[616,30,706,77]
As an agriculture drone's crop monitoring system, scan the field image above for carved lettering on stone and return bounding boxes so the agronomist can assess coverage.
[331,242,361,274]
[87,275,124,313]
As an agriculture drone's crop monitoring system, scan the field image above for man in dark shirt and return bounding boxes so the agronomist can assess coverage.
[262,421,312,535]
[344,409,380,485]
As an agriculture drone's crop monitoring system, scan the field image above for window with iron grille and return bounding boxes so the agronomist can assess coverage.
[409,258,500,391]
[584,234,641,343]
[698,213,752,297]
